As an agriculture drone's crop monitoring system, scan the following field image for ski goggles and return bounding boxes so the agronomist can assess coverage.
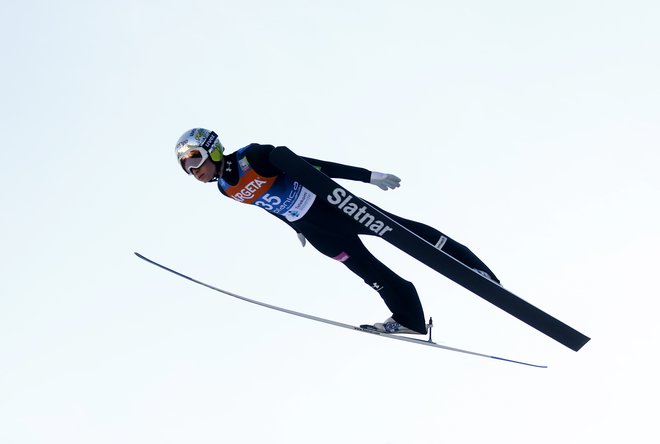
[180,149,209,175]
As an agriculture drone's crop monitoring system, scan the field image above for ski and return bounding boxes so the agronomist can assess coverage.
[269,146,590,352]
[135,252,547,368]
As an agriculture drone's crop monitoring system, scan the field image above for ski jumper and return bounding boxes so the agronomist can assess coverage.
[217,144,498,333]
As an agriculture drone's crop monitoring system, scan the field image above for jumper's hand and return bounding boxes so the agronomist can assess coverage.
[370,172,401,191]
[297,232,307,247]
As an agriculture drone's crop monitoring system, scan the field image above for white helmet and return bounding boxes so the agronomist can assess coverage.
[174,128,224,174]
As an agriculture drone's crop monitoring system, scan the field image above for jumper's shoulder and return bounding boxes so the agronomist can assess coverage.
[243,143,282,176]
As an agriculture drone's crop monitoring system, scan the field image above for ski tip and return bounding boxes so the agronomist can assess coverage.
[134,252,151,263]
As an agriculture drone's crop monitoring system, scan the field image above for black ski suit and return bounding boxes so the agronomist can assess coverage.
[216,144,498,333]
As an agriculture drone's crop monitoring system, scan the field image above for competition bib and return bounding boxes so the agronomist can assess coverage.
[218,149,315,221]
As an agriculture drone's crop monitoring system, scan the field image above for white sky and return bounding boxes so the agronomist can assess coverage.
[1,1,659,443]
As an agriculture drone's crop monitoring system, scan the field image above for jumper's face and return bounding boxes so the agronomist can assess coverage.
[190,157,216,183]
